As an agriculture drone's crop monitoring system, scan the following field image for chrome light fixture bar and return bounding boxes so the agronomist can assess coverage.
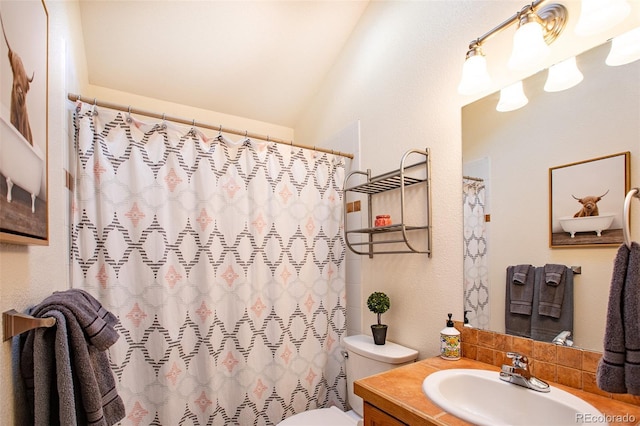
[458,1,568,96]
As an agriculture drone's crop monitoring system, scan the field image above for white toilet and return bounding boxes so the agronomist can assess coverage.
[277,334,418,426]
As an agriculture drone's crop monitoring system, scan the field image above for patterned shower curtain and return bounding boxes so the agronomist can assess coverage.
[462,179,489,330]
[70,103,347,425]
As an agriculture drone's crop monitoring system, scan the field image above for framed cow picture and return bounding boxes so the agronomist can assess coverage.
[549,152,630,248]
[0,0,48,245]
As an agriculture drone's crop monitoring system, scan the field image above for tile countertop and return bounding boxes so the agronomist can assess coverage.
[353,356,640,426]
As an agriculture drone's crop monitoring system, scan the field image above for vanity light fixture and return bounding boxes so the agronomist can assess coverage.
[496,81,529,112]
[606,26,640,66]
[575,0,631,36]
[544,56,584,92]
[457,1,567,96]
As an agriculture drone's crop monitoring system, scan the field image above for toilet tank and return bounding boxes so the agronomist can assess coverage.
[343,335,418,417]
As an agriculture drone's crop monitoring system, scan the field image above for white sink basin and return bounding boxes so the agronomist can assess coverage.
[422,369,607,426]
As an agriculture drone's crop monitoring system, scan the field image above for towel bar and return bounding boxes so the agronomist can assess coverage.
[623,188,640,248]
[2,309,56,341]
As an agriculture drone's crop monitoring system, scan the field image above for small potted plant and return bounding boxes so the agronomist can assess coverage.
[367,291,390,345]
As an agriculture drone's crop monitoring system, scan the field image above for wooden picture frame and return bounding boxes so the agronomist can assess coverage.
[549,152,630,248]
[0,0,49,245]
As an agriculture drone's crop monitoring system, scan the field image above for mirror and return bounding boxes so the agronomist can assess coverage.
[462,40,640,352]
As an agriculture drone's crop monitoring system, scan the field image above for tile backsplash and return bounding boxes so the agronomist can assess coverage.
[455,321,640,407]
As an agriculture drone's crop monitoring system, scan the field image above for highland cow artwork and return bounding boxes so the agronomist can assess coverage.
[549,153,630,248]
[0,0,48,244]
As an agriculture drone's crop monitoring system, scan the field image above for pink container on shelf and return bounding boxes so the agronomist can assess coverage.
[374,215,391,227]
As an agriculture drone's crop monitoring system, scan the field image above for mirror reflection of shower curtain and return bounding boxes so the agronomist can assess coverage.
[463,178,489,329]
[70,103,347,425]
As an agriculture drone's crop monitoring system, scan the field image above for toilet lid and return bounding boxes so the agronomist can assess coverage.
[277,406,359,426]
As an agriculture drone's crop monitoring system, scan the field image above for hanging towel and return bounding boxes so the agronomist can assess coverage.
[538,264,567,318]
[624,242,640,394]
[505,265,534,338]
[509,264,535,315]
[513,265,529,285]
[597,244,631,393]
[20,289,125,426]
[531,266,574,343]
[597,242,640,395]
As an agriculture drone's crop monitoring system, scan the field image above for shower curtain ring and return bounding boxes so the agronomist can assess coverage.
[126,106,133,123]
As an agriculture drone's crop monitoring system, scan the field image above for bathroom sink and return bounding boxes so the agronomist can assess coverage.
[422,369,607,425]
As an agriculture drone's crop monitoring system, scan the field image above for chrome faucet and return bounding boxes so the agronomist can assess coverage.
[499,352,550,392]
[552,330,573,346]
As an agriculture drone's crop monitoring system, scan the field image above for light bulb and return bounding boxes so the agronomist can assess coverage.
[606,26,640,66]
[496,81,529,112]
[508,18,551,71]
[458,51,492,95]
[544,56,584,92]
[575,0,631,36]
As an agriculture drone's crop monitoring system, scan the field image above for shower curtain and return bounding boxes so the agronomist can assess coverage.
[462,179,489,329]
[70,103,347,425]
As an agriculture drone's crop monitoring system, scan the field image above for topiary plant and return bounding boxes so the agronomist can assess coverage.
[367,291,390,326]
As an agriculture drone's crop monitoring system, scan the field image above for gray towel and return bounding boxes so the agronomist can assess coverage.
[624,242,640,395]
[20,289,125,426]
[538,264,567,318]
[509,264,535,315]
[513,265,529,284]
[531,266,574,342]
[505,265,534,338]
[598,242,640,395]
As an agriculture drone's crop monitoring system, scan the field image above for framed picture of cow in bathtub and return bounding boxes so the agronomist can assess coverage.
[549,152,630,248]
[0,0,48,245]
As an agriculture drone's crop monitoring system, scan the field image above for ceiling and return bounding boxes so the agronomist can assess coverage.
[78,1,370,128]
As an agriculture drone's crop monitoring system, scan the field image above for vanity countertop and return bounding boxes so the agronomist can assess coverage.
[354,356,640,426]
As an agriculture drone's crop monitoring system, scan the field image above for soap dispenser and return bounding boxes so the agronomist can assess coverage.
[440,313,461,360]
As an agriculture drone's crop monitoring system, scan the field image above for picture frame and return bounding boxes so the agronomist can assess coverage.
[0,0,49,245]
[549,152,630,248]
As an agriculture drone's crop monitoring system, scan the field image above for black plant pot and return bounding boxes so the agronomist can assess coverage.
[371,324,388,345]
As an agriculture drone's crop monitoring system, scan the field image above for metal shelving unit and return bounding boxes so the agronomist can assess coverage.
[343,148,431,258]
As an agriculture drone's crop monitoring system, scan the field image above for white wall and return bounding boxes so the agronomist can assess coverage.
[296,0,476,358]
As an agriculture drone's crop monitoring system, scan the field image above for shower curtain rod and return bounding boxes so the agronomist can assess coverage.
[463,175,484,182]
[67,93,354,160]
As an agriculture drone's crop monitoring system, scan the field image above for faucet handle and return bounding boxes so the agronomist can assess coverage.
[506,352,528,369]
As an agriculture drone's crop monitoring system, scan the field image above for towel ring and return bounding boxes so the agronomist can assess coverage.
[623,187,640,248]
